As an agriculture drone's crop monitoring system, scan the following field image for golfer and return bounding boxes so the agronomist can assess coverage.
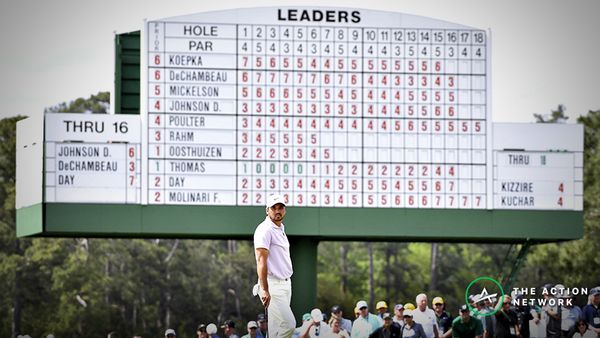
[254,194,296,338]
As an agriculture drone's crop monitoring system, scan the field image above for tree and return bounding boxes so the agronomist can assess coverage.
[517,109,600,288]
[44,92,110,114]
[0,116,27,338]
[533,104,569,123]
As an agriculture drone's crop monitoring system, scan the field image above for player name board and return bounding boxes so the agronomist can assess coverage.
[44,113,141,204]
[143,7,490,208]
[493,151,577,209]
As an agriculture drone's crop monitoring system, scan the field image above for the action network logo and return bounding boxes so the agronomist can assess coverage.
[465,276,505,317]
[511,285,589,307]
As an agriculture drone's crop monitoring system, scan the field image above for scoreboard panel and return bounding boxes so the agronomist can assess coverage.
[492,123,583,211]
[142,7,490,208]
[44,113,142,204]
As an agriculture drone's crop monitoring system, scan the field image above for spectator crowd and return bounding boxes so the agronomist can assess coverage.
[144,284,600,338]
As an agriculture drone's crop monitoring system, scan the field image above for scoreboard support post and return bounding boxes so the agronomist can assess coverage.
[290,237,319,323]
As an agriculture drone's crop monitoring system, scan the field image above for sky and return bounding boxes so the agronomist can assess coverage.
[1,0,599,123]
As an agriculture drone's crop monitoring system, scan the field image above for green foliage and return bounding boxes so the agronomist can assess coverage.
[44,91,110,114]
[533,104,569,123]
[517,109,600,289]
[315,242,516,315]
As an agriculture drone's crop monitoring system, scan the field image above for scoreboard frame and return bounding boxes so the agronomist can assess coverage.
[16,7,583,242]
[17,203,582,242]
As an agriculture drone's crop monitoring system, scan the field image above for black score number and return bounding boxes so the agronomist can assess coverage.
[113,122,129,134]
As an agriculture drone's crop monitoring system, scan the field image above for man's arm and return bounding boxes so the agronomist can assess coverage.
[255,248,270,308]
[475,317,484,338]
[451,321,459,338]
[433,323,440,338]
[299,322,313,338]
[417,324,428,338]
[545,306,559,320]
[368,327,380,338]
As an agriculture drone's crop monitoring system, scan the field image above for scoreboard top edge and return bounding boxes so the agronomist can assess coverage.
[146,7,485,31]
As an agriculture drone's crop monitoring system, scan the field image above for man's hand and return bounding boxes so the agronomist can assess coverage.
[261,289,271,308]
[300,320,316,338]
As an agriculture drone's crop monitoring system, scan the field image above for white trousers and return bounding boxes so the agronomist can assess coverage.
[263,277,296,338]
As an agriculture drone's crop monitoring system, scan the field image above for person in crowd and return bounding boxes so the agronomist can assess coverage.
[293,313,312,338]
[257,313,268,338]
[108,332,119,338]
[451,305,483,338]
[432,297,453,338]
[405,303,416,311]
[543,284,561,338]
[393,304,405,327]
[413,293,440,338]
[165,329,177,338]
[560,290,581,338]
[207,323,220,338]
[513,293,533,338]
[330,317,351,338]
[495,295,519,338]
[468,295,477,309]
[534,284,552,338]
[475,299,495,338]
[300,308,332,338]
[376,301,389,320]
[573,319,596,338]
[242,321,260,338]
[330,305,353,333]
[582,287,600,336]
[352,300,382,338]
[222,320,239,338]
[369,313,401,338]
[197,324,208,338]
[528,305,544,338]
[402,310,427,338]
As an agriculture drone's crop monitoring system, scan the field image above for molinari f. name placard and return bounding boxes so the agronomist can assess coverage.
[142,7,490,208]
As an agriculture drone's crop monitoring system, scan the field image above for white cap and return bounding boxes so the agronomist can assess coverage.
[310,308,323,322]
[247,321,258,329]
[165,329,176,336]
[552,284,564,298]
[356,300,368,309]
[266,194,286,208]
[207,324,217,334]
